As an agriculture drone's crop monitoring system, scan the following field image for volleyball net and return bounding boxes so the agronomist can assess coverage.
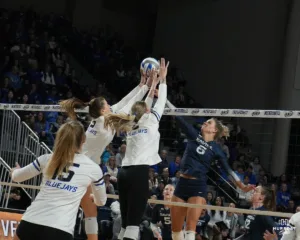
[0,104,298,221]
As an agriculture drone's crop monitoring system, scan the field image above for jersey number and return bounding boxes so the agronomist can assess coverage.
[196,145,207,155]
[90,121,96,128]
[244,218,251,230]
[52,163,80,182]
[164,216,171,225]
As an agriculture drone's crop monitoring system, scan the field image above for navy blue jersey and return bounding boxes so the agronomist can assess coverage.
[151,204,171,239]
[176,116,239,182]
[244,206,276,240]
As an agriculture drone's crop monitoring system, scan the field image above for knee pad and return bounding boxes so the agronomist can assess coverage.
[84,217,98,235]
[172,231,184,240]
[118,227,126,240]
[185,230,195,240]
[123,226,140,240]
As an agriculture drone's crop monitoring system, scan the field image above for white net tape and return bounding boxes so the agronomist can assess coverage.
[0,103,298,118]
[0,182,293,218]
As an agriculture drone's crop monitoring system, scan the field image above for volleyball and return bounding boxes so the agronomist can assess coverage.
[141,57,160,76]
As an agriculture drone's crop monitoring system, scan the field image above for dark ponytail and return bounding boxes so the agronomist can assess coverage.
[262,187,276,211]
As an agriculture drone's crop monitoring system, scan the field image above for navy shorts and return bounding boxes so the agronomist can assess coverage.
[174,177,207,202]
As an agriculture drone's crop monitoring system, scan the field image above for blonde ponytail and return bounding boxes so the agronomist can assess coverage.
[45,121,85,179]
[104,113,135,134]
[104,101,148,134]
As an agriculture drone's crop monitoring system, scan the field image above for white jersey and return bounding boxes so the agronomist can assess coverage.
[281,212,300,240]
[11,154,107,235]
[122,83,167,167]
[82,85,149,164]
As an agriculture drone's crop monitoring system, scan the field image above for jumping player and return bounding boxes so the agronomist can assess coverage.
[104,58,169,240]
[11,121,107,240]
[165,100,254,240]
[151,184,175,240]
[60,72,152,240]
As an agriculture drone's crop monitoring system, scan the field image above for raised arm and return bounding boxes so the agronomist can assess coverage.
[145,69,159,109]
[111,69,150,113]
[149,58,169,122]
[11,155,49,182]
[166,100,198,140]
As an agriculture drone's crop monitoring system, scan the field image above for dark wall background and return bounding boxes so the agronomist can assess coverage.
[154,0,292,109]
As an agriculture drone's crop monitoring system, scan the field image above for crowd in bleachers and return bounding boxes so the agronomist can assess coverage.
[1,6,300,240]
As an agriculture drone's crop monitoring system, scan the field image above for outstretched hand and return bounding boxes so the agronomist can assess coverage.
[158,58,169,83]
[139,68,147,87]
[10,162,21,177]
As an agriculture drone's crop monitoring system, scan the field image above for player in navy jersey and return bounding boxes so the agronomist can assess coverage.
[151,184,174,240]
[243,185,277,240]
[165,100,254,240]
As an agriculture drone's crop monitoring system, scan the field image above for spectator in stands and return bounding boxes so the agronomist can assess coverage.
[41,64,55,86]
[286,200,296,213]
[224,203,244,239]
[207,196,226,239]
[196,209,210,240]
[34,112,54,146]
[160,168,172,186]
[2,90,16,103]
[6,187,22,209]
[155,180,165,200]
[159,150,169,173]
[244,166,256,185]
[206,192,214,205]
[107,156,118,184]
[28,83,42,104]
[101,145,113,164]
[235,165,245,182]
[250,156,262,177]
[168,154,181,177]
[171,170,181,187]
[290,176,300,202]
[277,183,291,211]
[116,144,126,167]
[49,115,64,137]
[1,77,10,97]
[104,173,115,195]
[5,66,22,90]
[277,174,290,190]
[149,168,158,193]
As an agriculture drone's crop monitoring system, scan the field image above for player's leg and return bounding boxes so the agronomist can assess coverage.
[185,196,206,240]
[170,195,187,240]
[117,167,129,240]
[125,165,149,240]
[80,185,98,240]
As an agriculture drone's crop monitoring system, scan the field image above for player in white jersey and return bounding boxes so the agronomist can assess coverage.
[11,121,106,240]
[59,73,152,240]
[104,58,169,240]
